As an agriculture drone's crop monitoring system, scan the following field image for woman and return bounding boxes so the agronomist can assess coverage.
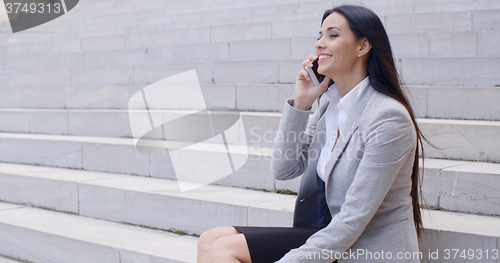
[197,4,425,263]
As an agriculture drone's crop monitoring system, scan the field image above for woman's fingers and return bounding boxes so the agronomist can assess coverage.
[300,59,309,69]
[308,54,317,64]
[301,55,317,68]
[297,69,309,81]
[299,55,318,81]
[300,68,310,81]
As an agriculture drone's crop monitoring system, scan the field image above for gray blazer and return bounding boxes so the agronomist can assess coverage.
[271,84,420,262]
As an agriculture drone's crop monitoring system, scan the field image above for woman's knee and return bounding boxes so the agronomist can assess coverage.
[209,236,237,261]
[198,226,239,248]
[209,234,251,263]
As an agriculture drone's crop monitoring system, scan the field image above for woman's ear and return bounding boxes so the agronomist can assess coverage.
[358,38,372,57]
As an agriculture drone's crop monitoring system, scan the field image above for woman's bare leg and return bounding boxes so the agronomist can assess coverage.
[198,226,251,263]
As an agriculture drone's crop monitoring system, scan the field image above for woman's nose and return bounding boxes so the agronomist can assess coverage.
[315,39,325,50]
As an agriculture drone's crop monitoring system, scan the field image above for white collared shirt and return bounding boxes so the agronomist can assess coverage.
[316,76,370,182]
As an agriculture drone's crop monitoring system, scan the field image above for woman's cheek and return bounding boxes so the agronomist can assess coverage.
[331,55,338,69]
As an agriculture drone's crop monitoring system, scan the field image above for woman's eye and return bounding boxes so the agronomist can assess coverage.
[317,36,322,40]
[330,34,338,38]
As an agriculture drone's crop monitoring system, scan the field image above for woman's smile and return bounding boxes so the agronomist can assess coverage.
[318,54,333,63]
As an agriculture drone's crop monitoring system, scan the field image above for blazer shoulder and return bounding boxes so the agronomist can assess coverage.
[363,89,413,123]
[359,89,416,142]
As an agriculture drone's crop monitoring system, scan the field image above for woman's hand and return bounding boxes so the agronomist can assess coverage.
[294,55,332,111]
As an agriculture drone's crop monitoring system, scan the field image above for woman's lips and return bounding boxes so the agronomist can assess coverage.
[318,55,333,63]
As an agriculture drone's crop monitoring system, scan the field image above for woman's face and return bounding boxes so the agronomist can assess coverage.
[315,12,363,78]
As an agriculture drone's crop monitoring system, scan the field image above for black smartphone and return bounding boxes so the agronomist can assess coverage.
[311,59,325,83]
[306,59,335,87]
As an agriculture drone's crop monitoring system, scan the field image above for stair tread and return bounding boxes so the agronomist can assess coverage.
[0,163,294,207]
[1,162,499,225]
[423,209,500,236]
[0,202,198,263]
[1,193,500,243]
[0,255,25,263]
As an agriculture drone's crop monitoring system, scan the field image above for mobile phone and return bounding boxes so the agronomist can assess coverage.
[305,65,320,86]
[304,59,334,87]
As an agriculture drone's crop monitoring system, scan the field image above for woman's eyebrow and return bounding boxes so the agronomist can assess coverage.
[319,26,341,34]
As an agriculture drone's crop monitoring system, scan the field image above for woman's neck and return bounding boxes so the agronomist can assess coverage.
[331,68,368,97]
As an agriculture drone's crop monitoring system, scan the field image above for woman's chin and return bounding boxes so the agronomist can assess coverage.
[318,70,332,79]
[317,67,331,78]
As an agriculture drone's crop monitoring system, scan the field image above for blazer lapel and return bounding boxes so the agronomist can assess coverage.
[316,101,329,145]
[323,85,375,186]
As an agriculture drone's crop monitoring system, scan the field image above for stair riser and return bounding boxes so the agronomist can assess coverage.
[0,159,498,217]
[0,137,274,187]
[4,30,500,72]
[0,207,498,263]
[0,85,498,120]
[401,57,500,86]
[2,6,499,54]
[0,205,198,263]
[0,113,498,162]
[408,86,500,120]
[0,225,121,263]
[1,57,499,88]
[418,230,499,263]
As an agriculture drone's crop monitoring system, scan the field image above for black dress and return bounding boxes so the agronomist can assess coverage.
[233,225,327,263]
[233,178,336,263]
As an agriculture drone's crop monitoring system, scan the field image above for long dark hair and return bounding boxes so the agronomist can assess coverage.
[319,5,427,238]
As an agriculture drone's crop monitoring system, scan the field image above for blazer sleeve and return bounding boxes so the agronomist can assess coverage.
[275,106,417,263]
[271,98,323,180]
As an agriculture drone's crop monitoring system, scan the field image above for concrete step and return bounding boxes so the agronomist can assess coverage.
[399,57,500,86]
[3,29,499,72]
[407,86,500,120]
[391,30,500,57]
[54,8,496,50]
[0,132,274,190]
[0,84,497,120]
[0,57,499,88]
[0,105,498,161]
[0,130,499,213]
[0,0,320,26]
[0,184,500,263]
[1,4,498,48]
[0,84,291,112]
[77,0,327,20]
[1,160,500,224]
[62,2,331,31]
[0,256,24,263]
[7,7,497,48]
[10,0,495,36]
[0,104,498,148]
[418,118,500,162]
[78,0,498,11]
[72,0,500,22]
[0,202,198,263]
[385,10,481,34]
[420,159,500,216]
[0,164,295,233]
[414,0,500,13]
[15,0,500,35]
[0,109,281,142]
[0,83,272,112]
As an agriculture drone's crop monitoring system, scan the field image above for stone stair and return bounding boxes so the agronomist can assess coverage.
[0,0,499,262]
[0,163,499,262]
[0,255,24,263]
[0,202,199,263]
